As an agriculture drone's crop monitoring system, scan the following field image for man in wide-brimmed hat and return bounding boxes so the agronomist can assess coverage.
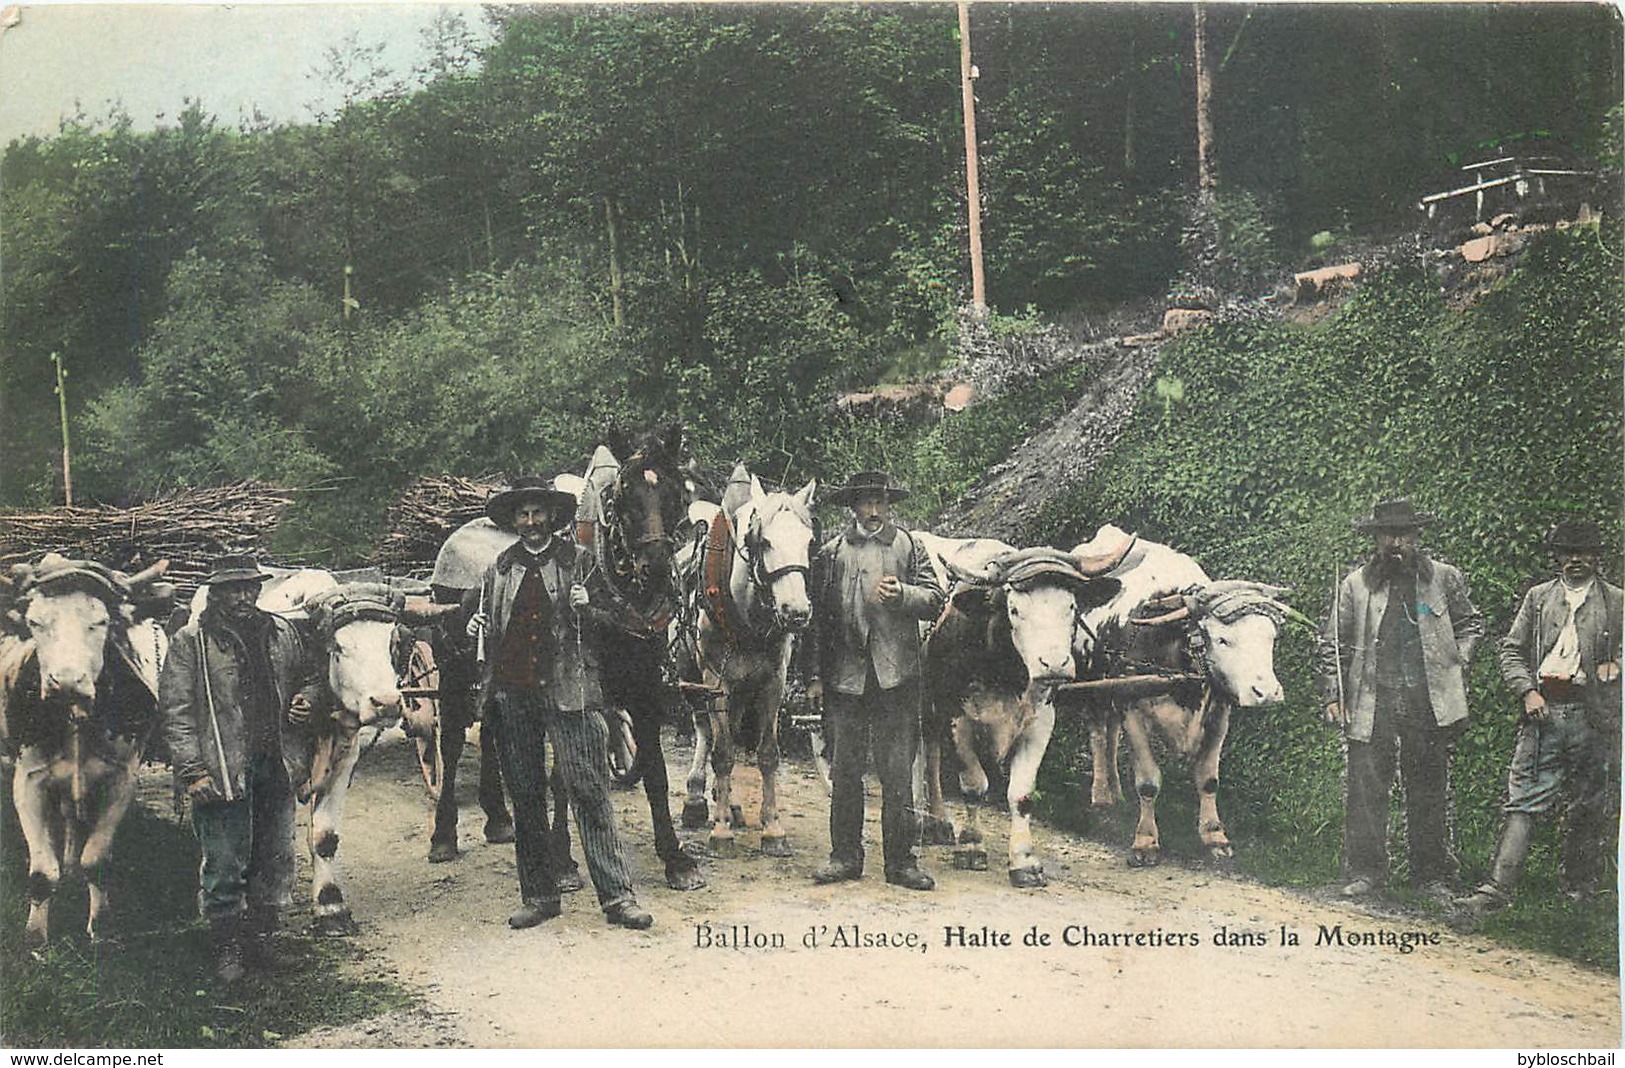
[806,470,945,891]
[159,554,325,984]
[1457,518,1622,917]
[1316,499,1484,901]
[464,476,653,930]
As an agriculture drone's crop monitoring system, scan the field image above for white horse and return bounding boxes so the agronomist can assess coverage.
[681,466,816,857]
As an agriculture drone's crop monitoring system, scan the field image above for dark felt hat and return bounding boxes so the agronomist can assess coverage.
[1546,519,1606,553]
[485,476,578,532]
[1352,498,1437,533]
[203,554,271,586]
[825,470,911,507]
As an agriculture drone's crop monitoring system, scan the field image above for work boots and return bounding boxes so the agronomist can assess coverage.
[1455,812,1535,918]
[208,916,246,986]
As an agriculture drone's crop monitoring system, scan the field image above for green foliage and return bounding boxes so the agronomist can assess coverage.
[0,786,415,1046]
[1024,231,1621,966]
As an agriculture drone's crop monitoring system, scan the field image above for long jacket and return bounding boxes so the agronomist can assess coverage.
[159,609,324,799]
[466,539,610,711]
[811,522,946,695]
[1499,576,1623,724]
[1316,554,1484,741]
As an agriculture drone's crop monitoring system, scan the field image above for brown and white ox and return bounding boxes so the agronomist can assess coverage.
[681,466,817,857]
[920,542,1121,887]
[0,554,173,949]
[192,571,422,932]
[1068,525,1296,867]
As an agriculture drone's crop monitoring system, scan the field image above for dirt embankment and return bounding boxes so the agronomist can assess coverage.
[285,730,1618,1049]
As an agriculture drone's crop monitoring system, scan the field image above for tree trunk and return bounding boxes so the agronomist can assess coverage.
[604,194,625,329]
[1193,2,1215,206]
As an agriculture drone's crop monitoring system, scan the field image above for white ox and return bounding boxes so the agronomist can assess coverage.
[0,554,172,949]
[1068,525,1293,866]
[918,536,1122,886]
[191,569,421,932]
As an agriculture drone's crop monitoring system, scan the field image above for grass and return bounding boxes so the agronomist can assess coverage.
[0,772,418,1048]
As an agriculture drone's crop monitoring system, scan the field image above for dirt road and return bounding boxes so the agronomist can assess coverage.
[287,728,1619,1049]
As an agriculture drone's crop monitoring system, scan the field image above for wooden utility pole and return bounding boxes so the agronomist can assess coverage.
[50,351,74,506]
[958,2,987,316]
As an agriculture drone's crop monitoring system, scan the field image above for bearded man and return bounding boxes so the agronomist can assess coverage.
[1317,499,1484,900]
[1456,519,1622,916]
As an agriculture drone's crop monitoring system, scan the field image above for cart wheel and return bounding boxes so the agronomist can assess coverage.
[607,708,639,787]
[399,639,445,800]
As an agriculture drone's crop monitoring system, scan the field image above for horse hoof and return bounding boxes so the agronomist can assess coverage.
[428,841,459,864]
[921,817,958,846]
[953,848,989,871]
[1127,849,1161,869]
[681,801,709,829]
[312,912,358,937]
[759,835,792,858]
[729,805,745,830]
[666,864,707,892]
[708,833,737,858]
[1008,866,1046,889]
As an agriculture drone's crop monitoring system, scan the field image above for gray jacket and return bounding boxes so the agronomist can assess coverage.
[159,609,324,798]
[467,539,609,711]
[811,522,945,695]
[1499,576,1623,722]
[1317,555,1484,741]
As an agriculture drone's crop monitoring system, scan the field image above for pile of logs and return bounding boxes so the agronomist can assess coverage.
[0,482,294,597]
[373,474,504,575]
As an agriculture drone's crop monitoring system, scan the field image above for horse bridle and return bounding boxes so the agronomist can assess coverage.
[738,504,812,610]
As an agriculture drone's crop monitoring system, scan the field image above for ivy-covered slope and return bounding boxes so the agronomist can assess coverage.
[1003,230,1621,966]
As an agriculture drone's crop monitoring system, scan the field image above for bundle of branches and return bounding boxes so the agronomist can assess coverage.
[0,482,295,598]
[374,474,505,575]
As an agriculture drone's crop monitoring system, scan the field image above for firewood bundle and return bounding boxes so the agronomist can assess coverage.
[373,474,504,575]
[0,482,294,598]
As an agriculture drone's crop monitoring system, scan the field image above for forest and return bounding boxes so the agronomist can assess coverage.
[3,4,1620,534]
[2,2,1623,975]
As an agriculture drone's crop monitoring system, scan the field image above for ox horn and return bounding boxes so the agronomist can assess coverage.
[401,596,462,625]
[121,559,171,591]
[1131,603,1192,627]
[1200,579,1290,602]
[944,556,1006,588]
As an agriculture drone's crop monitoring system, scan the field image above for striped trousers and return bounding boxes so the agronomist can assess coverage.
[487,687,637,911]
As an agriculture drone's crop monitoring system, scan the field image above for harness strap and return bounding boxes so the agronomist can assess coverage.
[703,511,752,649]
[577,517,676,637]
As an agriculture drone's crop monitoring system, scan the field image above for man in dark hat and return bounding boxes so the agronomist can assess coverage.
[1456,519,1622,916]
[806,471,946,890]
[464,476,653,930]
[159,555,325,984]
[1316,499,1484,900]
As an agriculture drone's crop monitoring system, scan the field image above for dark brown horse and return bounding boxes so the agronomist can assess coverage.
[577,423,706,890]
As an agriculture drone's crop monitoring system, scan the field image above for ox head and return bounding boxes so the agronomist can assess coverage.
[307,584,407,729]
[4,554,170,707]
[741,474,817,632]
[949,548,1120,691]
[1132,581,1292,707]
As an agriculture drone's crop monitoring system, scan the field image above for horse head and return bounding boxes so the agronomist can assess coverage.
[739,473,817,633]
[603,422,690,592]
